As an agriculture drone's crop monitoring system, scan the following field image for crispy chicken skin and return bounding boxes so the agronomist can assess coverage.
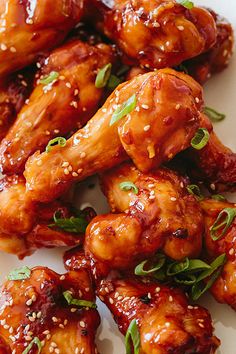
[200,198,236,311]
[0,175,95,258]
[97,277,220,353]
[89,0,217,70]
[187,131,236,192]
[0,0,84,77]
[84,162,204,277]
[0,266,100,353]
[0,40,115,174]
[0,68,35,141]
[24,69,203,202]
[184,9,234,84]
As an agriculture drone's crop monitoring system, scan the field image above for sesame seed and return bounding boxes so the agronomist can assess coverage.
[156,287,161,294]
[66,82,72,88]
[188,305,194,309]
[170,197,177,201]
[70,101,78,108]
[175,104,180,110]
[169,296,173,302]
[80,152,86,158]
[71,308,77,313]
[229,248,234,256]
[109,298,114,304]
[199,323,204,328]
[72,172,78,177]
[10,46,16,53]
[210,183,216,190]
[52,317,58,322]
[60,275,65,280]
[177,25,184,31]
[3,324,9,329]
[62,161,69,167]
[31,295,37,302]
[51,342,57,348]
[26,299,33,306]
[141,104,149,110]
[195,97,200,103]
[144,125,150,132]
[0,44,7,51]
[149,195,155,200]
[43,330,50,335]
[80,321,86,328]
[102,108,107,113]
[26,18,34,24]
[77,168,83,174]
[165,322,170,327]
[64,168,70,175]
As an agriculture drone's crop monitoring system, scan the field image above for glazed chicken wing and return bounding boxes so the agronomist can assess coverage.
[84,162,204,277]
[0,0,84,77]
[0,174,95,258]
[0,39,115,174]
[183,9,234,84]
[0,67,35,141]
[89,0,216,70]
[0,266,100,353]
[97,277,220,353]
[24,68,203,202]
[200,198,236,310]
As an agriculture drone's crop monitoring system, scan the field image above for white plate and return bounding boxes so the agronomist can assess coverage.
[0,1,235,353]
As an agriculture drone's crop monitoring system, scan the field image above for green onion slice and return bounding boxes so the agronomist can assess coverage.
[95,63,112,88]
[49,210,88,234]
[211,194,226,201]
[186,184,203,200]
[167,258,189,276]
[191,253,226,300]
[39,71,59,85]
[63,291,97,308]
[125,319,140,354]
[7,266,31,281]
[45,137,66,153]
[191,128,210,150]
[210,208,236,241]
[176,0,194,9]
[120,181,139,195]
[174,274,196,285]
[107,74,122,90]
[22,337,42,354]
[110,94,136,126]
[135,254,166,276]
[203,106,226,122]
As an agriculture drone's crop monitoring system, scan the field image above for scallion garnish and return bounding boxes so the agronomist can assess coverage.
[203,106,226,122]
[176,0,194,9]
[211,194,226,201]
[135,254,166,276]
[49,210,88,233]
[186,184,203,200]
[45,137,66,153]
[7,266,31,281]
[39,71,59,85]
[125,319,140,354]
[22,337,42,354]
[107,74,122,90]
[63,291,97,308]
[191,128,210,150]
[95,63,112,88]
[119,181,139,195]
[110,94,136,126]
[210,208,236,241]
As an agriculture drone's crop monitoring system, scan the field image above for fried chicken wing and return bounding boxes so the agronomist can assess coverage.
[0,175,95,258]
[84,162,203,277]
[97,277,220,353]
[24,68,203,202]
[183,9,234,84]
[0,0,85,77]
[200,198,236,310]
[89,0,216,70]
[0,67,35,141]
[0,40,115,174]
[0,266,100,353]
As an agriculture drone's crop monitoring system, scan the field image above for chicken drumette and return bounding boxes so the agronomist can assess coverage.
[24,69,203,202]
[0,0,85,77]
[0,266,100,353]
[88,0,217,70]
[0,174,95,258]
[0,39,115,174]
[97,277,220,353]
[84,162,204,278]
[201,198,236,311]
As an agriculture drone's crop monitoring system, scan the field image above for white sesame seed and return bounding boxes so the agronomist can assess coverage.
[80,321,86,328]
[177,25,184,31]
[169,296,173,302]
[109,298,114,304]
[195,97,200,103]
[141,104,149,110]
[170,197,177,201]
[175,104,180,110]
[144,125,150,132]
[229,248,234,255]
[10,46,16,53]
[0,43,7,51]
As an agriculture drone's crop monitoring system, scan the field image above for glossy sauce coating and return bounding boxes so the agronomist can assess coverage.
[24,68,203,202]
[0,0,84,77]
[201,198,236,311]
[98,277,220,353]
[0,266,100,353]
[89,0,217,69]
[184,9,234,84]
[0,39,115,174]
[0,175,95,258]
[85,162,204,277]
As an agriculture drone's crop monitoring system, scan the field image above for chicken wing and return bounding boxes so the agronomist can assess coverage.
[0,39,115,174]
[88,0,216,70]
[0,0,85,77]
[200,198,236,311]
[24,68,203,202]
[97,277,220,353]
[0,174,95,258]
[183,9,234,84]
[0,266,100,353]
[84,162,203,278]
[0,67,35,141]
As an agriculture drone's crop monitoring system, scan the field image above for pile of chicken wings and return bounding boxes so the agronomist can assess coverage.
[0,0,235,353]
